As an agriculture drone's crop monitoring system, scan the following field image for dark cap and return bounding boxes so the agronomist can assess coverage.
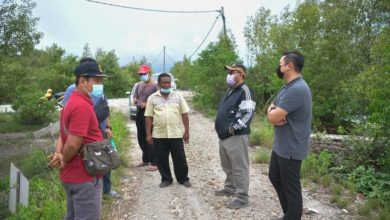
[74,62,107,78]
[224,63,246,78]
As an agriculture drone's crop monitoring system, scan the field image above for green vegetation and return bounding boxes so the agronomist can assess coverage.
[0,111,130,219]
[171,0,389,218]
[1,0,389,218]
[0,113,42,133]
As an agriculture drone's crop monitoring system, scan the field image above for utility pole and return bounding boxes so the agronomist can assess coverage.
[220,6,227,38]
[163,46,166,73]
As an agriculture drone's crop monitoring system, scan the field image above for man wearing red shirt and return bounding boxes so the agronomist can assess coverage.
[58,61,107,220]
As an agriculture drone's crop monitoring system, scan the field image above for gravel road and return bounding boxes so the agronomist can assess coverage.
[106,96,352,220]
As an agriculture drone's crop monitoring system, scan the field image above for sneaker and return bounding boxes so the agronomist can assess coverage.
[226,198,249,209]
[159,181,172,188]
[109,190,121,199]
[146,165,158,171]
[181,181,191,188]
[136,162,148,167]
[214,188,234,196]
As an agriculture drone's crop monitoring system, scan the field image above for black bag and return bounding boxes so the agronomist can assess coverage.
[94,94,110,123]
[82,139,121,176]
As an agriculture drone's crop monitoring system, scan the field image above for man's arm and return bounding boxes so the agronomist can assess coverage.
[49,135,64,168]
[105,117,113,138]
[145,116,153,145]
[267,104,288,126]
[62,134,83,164]
[230,88,256,134]
[181,113,189,144]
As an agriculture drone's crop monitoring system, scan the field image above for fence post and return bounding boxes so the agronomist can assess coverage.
[9,163,29,213]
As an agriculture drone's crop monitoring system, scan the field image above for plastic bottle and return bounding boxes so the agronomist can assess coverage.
[110,139,117,151]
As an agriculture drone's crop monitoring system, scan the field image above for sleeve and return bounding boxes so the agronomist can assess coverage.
[277,88,303,113]
[67,105,93,137]
[133,83,139,99]
[231,87,256,131]
[144,95,154,117]
[179,93,190,114]
[62,84,76,106]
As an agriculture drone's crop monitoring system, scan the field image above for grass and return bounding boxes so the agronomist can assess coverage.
[252,147,271,164]
[0,113,42,133]
[250,116,274,147]
[0,110,130,219]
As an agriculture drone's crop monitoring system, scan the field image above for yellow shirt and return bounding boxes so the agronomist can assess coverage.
[144,90,190,138]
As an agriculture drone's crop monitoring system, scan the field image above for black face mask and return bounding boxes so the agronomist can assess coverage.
[276,65,284,79]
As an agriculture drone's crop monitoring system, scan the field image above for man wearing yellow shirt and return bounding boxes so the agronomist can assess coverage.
[145,73,191,188]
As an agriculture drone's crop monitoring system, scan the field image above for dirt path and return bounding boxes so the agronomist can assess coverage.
[107,97,351,220]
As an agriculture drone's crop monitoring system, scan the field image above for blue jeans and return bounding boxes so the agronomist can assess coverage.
[103,171,111,194]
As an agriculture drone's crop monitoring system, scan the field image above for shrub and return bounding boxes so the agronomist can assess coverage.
[250,117,274,147]
[11,86,57,125]
[252,147,271,164]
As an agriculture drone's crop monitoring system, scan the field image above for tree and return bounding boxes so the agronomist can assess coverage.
[82,43,92,58]
[0,0,43,56]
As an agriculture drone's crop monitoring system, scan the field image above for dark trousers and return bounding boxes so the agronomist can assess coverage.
[153,138,189,183]
[135,109,155,164]
[269,150,303,220]
[103,171,111,194]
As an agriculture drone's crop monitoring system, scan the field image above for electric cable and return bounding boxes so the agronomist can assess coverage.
[151,48,164,65]
[86,0,219,14]
[189,14,221,60]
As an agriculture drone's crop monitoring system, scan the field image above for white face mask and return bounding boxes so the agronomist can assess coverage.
[226,74,236,87]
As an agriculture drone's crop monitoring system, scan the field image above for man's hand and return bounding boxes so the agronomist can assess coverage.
[140,101,147,109]
[183,131,189,144]
[48,152,65,169]
[146,134,153,145]
[274,118,287,126]
[105,128,113,138]
[48,152,61,168]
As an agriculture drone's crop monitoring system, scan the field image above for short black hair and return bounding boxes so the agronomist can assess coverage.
[158,73,171,83]
[79,57,96,64]
[283,51,304,73]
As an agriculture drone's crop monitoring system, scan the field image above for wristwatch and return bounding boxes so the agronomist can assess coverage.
[106,125,112,130]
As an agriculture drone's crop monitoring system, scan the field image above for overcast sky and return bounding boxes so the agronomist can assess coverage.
[33,0,297,71]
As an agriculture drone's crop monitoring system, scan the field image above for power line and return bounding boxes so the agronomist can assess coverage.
[189,14,221,60]
[165,52,177,64]
[86,0,219,14]
[151,48,164,64]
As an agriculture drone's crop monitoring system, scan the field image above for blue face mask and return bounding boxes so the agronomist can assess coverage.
[160,87,171,94]
[91,84,104,98]
[139,74,149,81]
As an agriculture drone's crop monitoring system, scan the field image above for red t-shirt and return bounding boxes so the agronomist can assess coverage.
[59,90,103,183]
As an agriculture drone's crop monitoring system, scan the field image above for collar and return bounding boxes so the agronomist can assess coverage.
[74,90,93,105]
[285,76,302,87]
[156,90,173,98]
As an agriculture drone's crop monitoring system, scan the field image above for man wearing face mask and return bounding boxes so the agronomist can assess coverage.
[133,64,159,171]
[55,61,107,219]
[214,64,256,209]
[58,58,120,199]
[268,51,312,220]
[144,73,191,188]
